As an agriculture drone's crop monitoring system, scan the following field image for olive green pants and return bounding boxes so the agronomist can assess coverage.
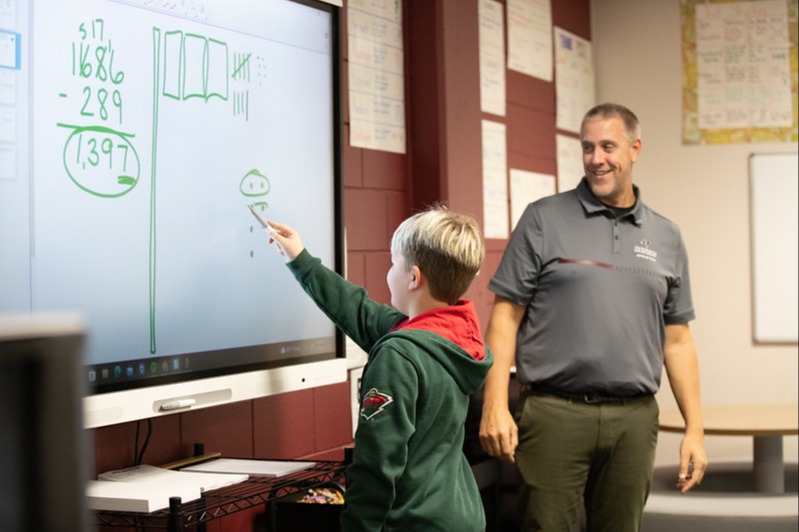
[514,392,659,532]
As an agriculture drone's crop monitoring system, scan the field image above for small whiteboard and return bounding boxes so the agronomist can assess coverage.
[749,153,798,343]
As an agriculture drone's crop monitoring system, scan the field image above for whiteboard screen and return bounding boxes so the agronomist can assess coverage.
[749,153,798,343]
[0,0,343,397]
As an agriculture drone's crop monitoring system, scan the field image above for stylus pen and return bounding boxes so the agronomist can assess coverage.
[248,205,276,233]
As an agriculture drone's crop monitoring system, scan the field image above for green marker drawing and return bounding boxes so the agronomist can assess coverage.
[149,27,162,354]
[231,52,251,80]
[57,123,139,198]
[242,171,271,258]
[239,168,270,197]
[147,26,243,353]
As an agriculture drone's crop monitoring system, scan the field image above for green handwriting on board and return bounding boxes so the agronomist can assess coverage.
[57,19,138,198]
[56,123,140,197]
[54,19,268,355]
[241,169,271,258]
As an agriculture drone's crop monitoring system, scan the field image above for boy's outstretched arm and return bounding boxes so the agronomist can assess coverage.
[258,219,405,352]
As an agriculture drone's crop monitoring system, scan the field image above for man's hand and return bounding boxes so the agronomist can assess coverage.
[663,323,707,494]
[676,433,707,493]
[479,296,525,463]
[479,404,519,463]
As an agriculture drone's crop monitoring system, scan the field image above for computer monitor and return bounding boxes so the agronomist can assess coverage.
[0,313,89,531]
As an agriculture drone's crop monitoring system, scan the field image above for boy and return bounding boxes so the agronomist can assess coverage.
[264,206,493,531]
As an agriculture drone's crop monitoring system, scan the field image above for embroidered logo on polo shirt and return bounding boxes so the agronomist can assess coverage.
[633,239,658,263]
[360,388,393,420]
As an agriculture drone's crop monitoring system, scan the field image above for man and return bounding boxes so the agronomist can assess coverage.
[478,103,707,531]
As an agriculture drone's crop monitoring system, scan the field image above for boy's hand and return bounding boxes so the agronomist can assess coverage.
[265,220,304,262]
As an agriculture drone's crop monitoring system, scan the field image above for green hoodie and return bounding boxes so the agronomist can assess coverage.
[287,249,493,532]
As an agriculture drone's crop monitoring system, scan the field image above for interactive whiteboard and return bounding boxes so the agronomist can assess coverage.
[1,0,345,425]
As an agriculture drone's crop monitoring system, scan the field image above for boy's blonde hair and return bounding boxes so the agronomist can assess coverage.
[391,205,485,305]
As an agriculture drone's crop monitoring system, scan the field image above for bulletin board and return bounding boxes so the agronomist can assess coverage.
[749,153,799,343]
[681,0,799,145]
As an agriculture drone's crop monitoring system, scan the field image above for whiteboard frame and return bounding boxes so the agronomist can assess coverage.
[749,152,799,344]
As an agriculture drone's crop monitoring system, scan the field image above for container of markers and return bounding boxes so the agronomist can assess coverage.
[272,482,345,532]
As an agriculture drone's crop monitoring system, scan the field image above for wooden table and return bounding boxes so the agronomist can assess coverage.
[659,403,798,494]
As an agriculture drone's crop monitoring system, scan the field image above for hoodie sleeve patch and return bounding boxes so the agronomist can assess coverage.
[360,387,394,420]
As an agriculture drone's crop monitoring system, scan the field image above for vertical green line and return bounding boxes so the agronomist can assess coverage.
[149,28,161,354]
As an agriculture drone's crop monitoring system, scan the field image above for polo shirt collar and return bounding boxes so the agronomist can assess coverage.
[576,177,644,226]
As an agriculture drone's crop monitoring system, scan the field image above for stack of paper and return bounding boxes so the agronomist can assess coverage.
[88,464,249,513]
[87,480,201,513]
[181,458,316,477]
[98,463,249,491]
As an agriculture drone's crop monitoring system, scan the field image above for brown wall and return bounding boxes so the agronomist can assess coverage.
[92,1,590,529]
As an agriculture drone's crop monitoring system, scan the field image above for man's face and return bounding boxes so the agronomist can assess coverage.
[580,115,641,207]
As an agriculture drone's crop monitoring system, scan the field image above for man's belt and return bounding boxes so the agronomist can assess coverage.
[519,383,652,405]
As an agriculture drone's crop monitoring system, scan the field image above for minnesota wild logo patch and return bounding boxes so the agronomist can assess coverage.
[360,387,393,420]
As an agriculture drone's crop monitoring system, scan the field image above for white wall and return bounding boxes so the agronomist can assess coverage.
[590,0,798,467]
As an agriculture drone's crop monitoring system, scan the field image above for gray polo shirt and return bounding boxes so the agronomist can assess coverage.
[489,178,695,395]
